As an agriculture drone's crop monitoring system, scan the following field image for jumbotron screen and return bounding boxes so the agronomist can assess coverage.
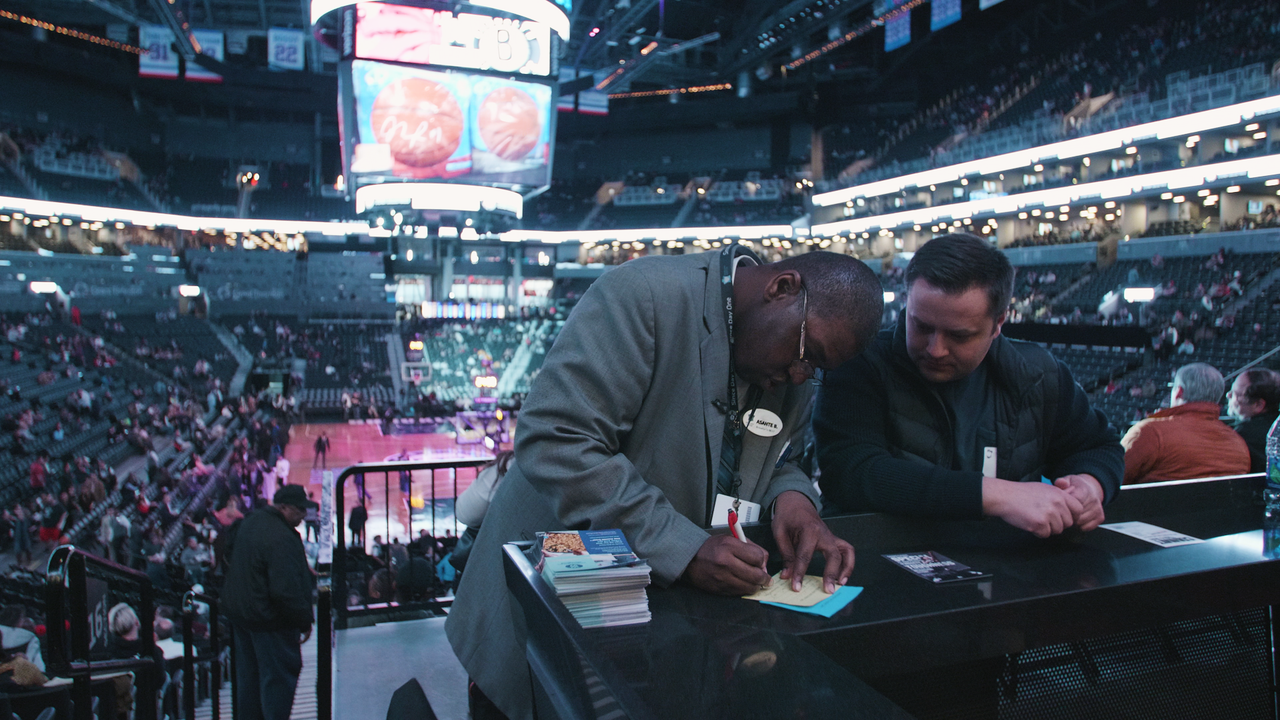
[354,3,554,77]
[343,59,554,189]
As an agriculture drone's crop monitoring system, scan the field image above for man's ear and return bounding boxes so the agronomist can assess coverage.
[992,309,1009,338]
[764,270,804,302]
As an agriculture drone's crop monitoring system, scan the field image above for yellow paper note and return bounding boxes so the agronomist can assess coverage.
[742,573,831,607]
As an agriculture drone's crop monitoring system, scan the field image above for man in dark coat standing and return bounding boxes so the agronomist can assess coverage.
[222,484,315,720]
[313,433,329,469]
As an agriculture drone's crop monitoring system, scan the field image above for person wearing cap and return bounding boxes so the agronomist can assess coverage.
[222,483,316,720]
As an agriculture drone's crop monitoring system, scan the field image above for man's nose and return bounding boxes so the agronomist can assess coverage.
[926,334,947,357]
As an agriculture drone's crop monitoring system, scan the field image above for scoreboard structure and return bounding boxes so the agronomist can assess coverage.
[313,0,568,233]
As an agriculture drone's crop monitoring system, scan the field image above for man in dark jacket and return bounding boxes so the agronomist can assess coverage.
[222,484,315,720]
[815,234,1125,538]
[1228,367,1280,473]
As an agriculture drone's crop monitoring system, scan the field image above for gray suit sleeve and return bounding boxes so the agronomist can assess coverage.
[514,263,710,585]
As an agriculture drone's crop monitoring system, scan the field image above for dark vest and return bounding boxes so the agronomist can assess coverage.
[869,321,1061,483]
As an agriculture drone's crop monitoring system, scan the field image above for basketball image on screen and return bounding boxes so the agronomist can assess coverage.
[370,78,464,169]
[476,87,542,162]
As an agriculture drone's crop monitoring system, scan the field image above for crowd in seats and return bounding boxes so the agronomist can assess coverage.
[297,386,396,420]
[83,311,238,393]
[1006,263,1093,321]
[1222,204,1280,232]
[828,0,1280,186]
[1008,225,1112,250]
[397,316,559,411]
[344,528,461,608]
[224,312,393,391]
[0,380,292,719]
[406,320,527,405]
[1006,247,1280,426]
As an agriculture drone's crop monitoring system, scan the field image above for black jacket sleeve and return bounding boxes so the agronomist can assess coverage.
[1042,361,1125,504]
[814,355,985,519]
[266,524,315,632]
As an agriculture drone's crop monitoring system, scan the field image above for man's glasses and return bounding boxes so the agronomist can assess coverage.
[795,286,823,384]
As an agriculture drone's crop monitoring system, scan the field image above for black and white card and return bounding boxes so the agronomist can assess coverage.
[883,551,991,583]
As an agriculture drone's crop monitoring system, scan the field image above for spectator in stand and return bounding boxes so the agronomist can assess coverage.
[28,451,47,491]
[0,631,47,691]
[37,493,65,547]
[1121,364,1251,484]
[179,535,214,585]
[1227,368,1280,474]
[10,503,32,565]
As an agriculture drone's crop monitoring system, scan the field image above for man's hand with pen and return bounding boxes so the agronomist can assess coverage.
[683,491,856,596]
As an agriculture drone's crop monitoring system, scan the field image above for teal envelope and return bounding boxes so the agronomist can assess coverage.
[761,585,863,618]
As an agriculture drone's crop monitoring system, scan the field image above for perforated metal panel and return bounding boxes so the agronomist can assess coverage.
[871,609,1274,720]
[998,609,1273,720]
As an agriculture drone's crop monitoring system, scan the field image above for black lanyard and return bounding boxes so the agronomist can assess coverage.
[715,244,764,501]
[719,243,762,430]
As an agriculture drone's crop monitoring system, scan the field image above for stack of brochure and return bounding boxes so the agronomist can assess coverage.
[536,530,651,628]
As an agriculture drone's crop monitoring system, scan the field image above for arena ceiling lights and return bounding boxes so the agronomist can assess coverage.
[812,94,1280,208]
[353,184,524,219]
[0,196,365,237]
[499,225,797,245]
[811,154,1280,236]
[309,0,571,39]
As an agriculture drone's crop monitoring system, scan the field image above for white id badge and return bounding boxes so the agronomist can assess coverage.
[982,447,997,478]
[711,494,762,528]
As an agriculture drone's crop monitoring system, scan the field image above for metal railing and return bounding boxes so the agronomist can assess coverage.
[181,589,223,720]
[314,458,494,720]
[326,458,493,628]
[45,545,160,720]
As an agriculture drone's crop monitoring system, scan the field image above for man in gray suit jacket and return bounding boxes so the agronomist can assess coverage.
[446,247,883,720]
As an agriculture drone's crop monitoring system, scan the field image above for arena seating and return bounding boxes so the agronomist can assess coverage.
[301,323,393,391]
[825,0,1280,187]
[80,313,239,389]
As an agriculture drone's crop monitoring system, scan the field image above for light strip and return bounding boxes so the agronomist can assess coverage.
[310,0,570,39]
[0,196,365,237]
[499,225,796,245]
[354,184,523,218]
[0,10,147,54]
[786,0,926,71]
[811,154,1280,235]
[608,83,733,99]
[812,93,1280,207]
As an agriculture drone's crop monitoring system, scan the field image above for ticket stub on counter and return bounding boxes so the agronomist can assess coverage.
[883,551,991,583]
[1099,521,1204,548]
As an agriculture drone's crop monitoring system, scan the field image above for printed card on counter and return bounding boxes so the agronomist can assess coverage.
[1099,521,1204,548]
[883,551,991,583]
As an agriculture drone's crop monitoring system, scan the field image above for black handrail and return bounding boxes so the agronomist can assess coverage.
[45,544,160,720]
[328,458,493,629]
[314,458,493,720]
[181,589,222,720]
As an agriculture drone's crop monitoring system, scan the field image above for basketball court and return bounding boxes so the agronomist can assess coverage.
[283,422,497,548]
